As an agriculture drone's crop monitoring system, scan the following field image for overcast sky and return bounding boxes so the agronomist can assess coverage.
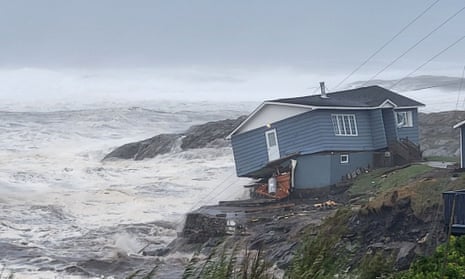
[1,0,465,103]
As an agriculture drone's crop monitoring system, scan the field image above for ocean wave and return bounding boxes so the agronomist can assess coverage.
[0,102,250,278]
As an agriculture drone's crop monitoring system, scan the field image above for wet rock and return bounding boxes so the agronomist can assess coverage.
[103,134,180,160]
[103,116,246,160]
[181,117,246,149]
[63,265,92,276]
[395,242,416,270]
[143,247,171,257]
[182,212,227,243]
[272,242,297,269]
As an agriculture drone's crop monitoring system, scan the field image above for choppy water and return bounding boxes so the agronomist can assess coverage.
[0,101,253,278]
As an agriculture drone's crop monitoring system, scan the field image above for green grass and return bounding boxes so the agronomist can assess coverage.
[183,244,274,279]
[349,164,433,199]
[287,165,465,278]
[286,208,353,278]
[360,167,465,218]
[424,156,459,163]
[397,236,465,278]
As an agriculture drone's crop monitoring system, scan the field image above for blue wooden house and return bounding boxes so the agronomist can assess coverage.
[453,120,465,168]
[227,85,424,189]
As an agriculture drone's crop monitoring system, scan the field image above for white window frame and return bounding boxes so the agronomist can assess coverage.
[395,111,413,128]
[340,154,349,164]
[331,114,358,136]
[265,129,280,161]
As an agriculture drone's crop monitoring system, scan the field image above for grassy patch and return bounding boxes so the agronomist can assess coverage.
[358,250,395,279]
[287,208,353,278]
[183,243,274,279]
[288,166,465,278]
[397,236,465,278]
[349,164,433,201]
[425,156,459,163]
[364,170,465,218]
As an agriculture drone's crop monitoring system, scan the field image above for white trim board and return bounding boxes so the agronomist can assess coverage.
[227,103,311,138]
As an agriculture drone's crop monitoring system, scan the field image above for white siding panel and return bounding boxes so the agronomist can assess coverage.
[236,104,311,134]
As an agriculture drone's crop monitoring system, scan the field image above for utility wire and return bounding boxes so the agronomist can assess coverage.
[456,65,465,110]
[362,4,465,87]
[333,0,441,90]
[389,33,465,89]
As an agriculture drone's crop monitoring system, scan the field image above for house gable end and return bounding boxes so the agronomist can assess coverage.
[380,99,397,108]
[228,103,312,137]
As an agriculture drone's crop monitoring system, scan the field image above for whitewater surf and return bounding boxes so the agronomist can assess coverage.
[0,101,252,278]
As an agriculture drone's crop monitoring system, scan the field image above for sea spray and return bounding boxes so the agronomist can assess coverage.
[0,102,251,278]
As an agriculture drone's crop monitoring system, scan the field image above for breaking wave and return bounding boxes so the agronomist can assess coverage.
[0,101,252,278]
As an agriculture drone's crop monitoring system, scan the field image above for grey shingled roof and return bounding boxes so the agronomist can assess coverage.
[270,86,424,108]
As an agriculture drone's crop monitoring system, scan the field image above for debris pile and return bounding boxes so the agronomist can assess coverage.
[255,173,291,199]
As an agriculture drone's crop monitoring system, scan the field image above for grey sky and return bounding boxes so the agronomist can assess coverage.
[1,1,465,103]
[1,0,464,70]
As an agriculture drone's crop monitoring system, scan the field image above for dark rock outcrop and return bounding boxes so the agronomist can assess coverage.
[181,117,245,149]
[419,111,465,157]
[182,212,227,243]
[105,134,181,160]
[103,116,246,161]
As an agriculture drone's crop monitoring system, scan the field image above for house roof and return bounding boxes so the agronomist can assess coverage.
[453,120,465,129]
[227,85,424,138]
[270,85,425,108]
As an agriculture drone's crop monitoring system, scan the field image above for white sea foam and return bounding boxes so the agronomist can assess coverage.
[0,102,251,278]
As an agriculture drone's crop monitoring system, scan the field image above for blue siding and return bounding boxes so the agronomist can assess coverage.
[294,155,331,189]
[293,151,373,189]
[382,109,398,144]
[396,108,419,144]
[329,151,373,185]
[231,126,269,176]
[370,110,387,149]
[274,110,375,156]
[232,109,386,177]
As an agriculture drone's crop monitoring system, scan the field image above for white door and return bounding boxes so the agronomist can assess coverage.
[265,129,280,161]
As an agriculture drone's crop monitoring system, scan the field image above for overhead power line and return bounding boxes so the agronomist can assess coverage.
[362,4,465,87]
[333,0,441,90]
[389,33,465,89]
[456,65,465,110]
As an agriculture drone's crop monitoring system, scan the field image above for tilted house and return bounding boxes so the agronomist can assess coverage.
[228,85,424,189]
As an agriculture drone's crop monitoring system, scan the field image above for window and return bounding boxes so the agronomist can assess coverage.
[396,111,413,128]
[331,114,358,136]
[340,154,349,164]
[266,131,277,146]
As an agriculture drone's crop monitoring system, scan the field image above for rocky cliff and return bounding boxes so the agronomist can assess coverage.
[103,116,246,160]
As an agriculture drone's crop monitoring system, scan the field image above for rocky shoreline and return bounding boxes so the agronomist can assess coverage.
[100,111,464,277]
[148,165,454,278]
[103,116,246,161]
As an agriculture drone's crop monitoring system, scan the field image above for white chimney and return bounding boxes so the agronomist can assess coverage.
[319,82,328,98]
